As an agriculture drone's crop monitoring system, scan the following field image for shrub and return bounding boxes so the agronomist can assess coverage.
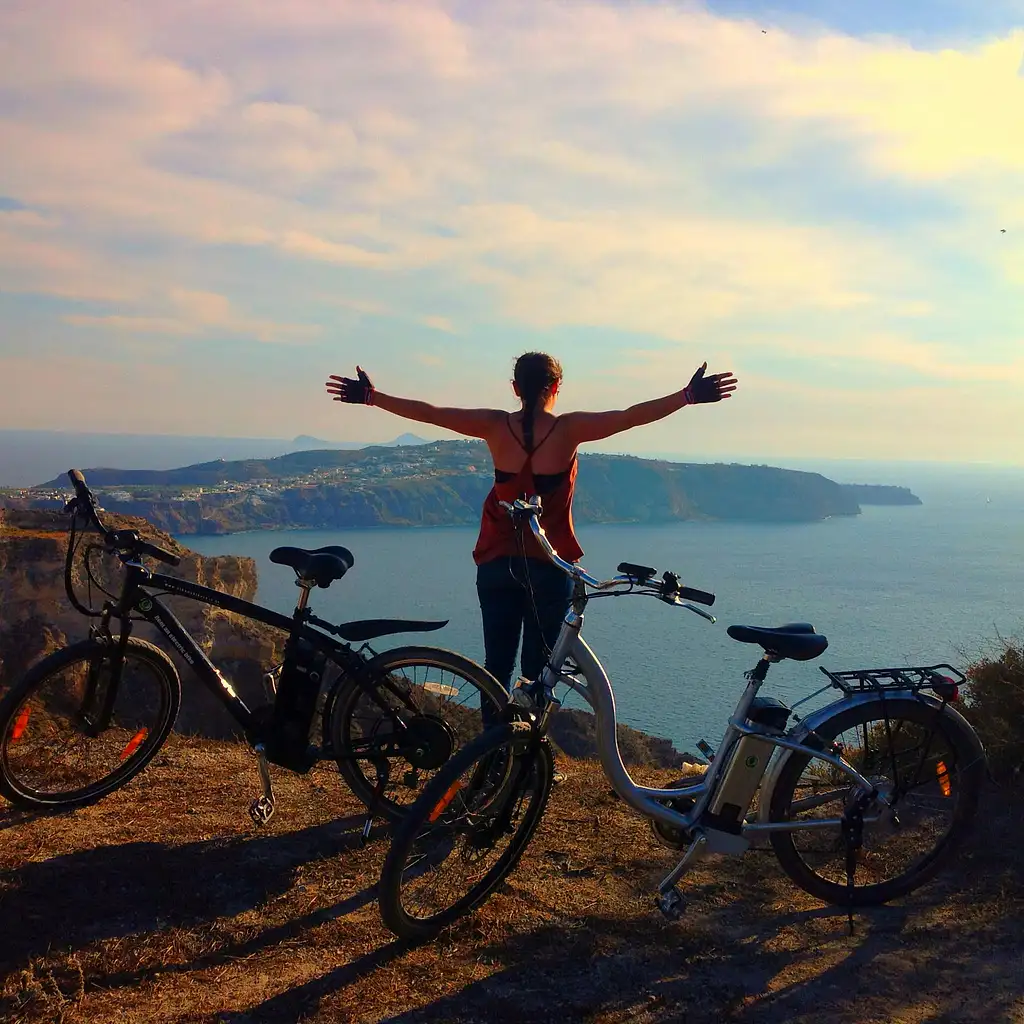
[961,640,1024,779]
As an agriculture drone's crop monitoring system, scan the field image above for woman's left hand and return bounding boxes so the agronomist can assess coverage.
[683,363,738,404]
[326,366,375,404]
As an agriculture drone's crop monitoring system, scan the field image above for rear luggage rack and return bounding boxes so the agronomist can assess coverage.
[819,663,966,698]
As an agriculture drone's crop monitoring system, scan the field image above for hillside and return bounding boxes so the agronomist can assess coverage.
[1,736,1021,1023]
[7,443,922,535]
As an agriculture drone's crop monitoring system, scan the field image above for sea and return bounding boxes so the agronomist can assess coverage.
[182,460,1023,755]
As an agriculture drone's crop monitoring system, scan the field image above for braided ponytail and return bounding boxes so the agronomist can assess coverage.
[513,352,562,453]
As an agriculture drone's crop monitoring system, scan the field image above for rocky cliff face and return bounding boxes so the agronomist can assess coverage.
[0,509,284,738]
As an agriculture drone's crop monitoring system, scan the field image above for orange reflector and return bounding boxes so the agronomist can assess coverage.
[120,728,149,761]
[11,706,31,742]
[936,759,951,797]
[428,780,465,822]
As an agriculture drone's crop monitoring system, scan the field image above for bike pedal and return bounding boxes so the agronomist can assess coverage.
[655,886,686,921]
[249,795,276,827]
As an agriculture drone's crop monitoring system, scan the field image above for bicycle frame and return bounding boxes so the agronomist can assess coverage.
[96,558,392,741]
[538,613,882,855]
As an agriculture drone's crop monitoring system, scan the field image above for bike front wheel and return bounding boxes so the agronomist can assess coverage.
[330,646,506,822]
[768,698,985,906]
[379,722,553,941]
[0,637,181,810]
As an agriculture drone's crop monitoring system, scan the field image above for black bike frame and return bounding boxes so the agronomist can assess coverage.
[113,560,358,735]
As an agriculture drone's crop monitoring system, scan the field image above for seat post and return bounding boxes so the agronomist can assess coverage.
[294,577,314,613]
[749,653,779,685]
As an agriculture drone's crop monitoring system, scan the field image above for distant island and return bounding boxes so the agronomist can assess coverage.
[2,441,922,535]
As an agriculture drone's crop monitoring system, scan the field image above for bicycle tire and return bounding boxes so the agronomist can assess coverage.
[768,697,985,906]
[379,722,553,941]
[330,646,506,822]
[0,637,181,810]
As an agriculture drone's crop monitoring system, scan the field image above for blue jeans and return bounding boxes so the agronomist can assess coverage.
[476,556,574,691]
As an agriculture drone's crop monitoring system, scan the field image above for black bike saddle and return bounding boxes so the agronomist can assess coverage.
[726,622,828,662]
[270,545,354,588]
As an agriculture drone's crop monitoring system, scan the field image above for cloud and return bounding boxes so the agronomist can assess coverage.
[418,315,456,334]
[0,0,1021,457]
[63,290,321,343]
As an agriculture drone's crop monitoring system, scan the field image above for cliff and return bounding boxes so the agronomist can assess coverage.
[0,509,284,738]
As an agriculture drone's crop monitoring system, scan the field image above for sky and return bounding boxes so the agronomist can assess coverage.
[1,0,1023,464]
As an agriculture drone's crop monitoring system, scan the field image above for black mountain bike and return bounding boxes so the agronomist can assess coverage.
[0,470,504,827]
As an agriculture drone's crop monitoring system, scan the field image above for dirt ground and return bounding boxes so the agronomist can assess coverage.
[1,734,1022,1024]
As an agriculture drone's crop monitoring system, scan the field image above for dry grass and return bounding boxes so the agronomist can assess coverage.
[1,735,1022,1024]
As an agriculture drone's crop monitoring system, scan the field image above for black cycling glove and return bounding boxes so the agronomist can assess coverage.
[683,362,733,404]
[327,366,375,405]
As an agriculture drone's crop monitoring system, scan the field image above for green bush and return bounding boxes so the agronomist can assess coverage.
[962,640,1024,778]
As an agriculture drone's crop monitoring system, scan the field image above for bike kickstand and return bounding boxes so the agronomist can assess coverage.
[360,765,390,847]
[249,744,276,827]
[655,830,708,921]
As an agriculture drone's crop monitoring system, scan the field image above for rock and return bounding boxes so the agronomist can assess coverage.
[547,707,698,769]
[0,508,285,739]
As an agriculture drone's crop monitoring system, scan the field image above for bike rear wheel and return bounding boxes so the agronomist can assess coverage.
[0,637,181,809]
[379,722,553,941]
[769,698,985,906]
[330,646,506,822]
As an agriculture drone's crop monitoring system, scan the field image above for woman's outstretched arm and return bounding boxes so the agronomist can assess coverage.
[563,363,737,444]
[326,366,502,439]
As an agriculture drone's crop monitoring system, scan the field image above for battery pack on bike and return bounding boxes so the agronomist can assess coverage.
[264,638,326,772]
[708,696,791,828]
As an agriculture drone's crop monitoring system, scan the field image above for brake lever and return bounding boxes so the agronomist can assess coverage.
[676,598,716,624]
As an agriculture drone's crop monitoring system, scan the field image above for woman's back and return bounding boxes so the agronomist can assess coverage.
[486,409,575,476]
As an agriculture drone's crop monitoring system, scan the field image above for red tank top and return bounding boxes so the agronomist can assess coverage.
[473,417,583,565]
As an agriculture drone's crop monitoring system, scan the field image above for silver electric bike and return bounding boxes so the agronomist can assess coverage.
[378,497,986,940]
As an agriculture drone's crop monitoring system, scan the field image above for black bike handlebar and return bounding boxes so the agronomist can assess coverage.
[66,469,181,567]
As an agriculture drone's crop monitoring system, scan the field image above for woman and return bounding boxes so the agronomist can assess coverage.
[326,354,737,692]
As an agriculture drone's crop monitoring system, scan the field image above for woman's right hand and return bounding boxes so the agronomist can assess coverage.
[326,366,375,405]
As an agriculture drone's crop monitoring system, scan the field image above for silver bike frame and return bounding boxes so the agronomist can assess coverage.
[513,501,883,856]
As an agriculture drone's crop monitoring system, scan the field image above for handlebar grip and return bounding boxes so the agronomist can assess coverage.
[68,469,89,496]
[139,541,181,567]
[679,586,715,607]
[66,468,109,536]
